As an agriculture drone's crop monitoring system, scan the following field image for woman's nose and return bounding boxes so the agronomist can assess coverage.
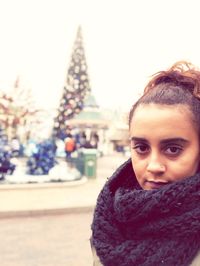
[146,156,166,173]
[147,162,166,173]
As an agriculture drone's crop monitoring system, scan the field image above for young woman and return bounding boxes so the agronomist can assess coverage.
[91,61,200,266]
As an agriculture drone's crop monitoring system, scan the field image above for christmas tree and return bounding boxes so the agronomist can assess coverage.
[53,26,91,139]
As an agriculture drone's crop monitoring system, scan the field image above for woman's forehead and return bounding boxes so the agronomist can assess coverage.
[130,103,197,138]
[131,103,192,122]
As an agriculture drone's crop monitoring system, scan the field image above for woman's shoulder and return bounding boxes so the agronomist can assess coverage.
[91,242,103,266]
[190,250,200,266]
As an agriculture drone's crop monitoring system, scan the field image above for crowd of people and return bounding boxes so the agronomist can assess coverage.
[55,127,100,161]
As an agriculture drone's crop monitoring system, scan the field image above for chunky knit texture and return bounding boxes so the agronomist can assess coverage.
[91,158,200,266]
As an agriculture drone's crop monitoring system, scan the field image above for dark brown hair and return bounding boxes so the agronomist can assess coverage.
[129,61,200,132]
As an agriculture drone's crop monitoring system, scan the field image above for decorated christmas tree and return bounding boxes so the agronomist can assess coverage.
[53,26,91,139]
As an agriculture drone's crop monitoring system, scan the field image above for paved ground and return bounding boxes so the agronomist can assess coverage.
[0,153,128,216]
[0,153,129,266]
[0,211,93,266]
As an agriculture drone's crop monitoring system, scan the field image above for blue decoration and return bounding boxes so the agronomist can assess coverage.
[0,128,16,180]
[26,139,57,175]
[0,148,16,180]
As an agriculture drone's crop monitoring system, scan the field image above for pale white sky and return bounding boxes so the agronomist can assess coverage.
[0,0,200,111]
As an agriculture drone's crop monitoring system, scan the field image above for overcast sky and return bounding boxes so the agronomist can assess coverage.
[0,0,200,111]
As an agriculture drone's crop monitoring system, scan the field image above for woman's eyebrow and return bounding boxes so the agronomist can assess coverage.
[130,137,148,143]
[130,137,189,144]
[160,138,189,145]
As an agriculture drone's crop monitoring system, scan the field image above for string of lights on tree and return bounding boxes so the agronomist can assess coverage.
[53,26,91,139]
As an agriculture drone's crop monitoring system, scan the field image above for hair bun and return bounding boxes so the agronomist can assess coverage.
[144,61,200,99]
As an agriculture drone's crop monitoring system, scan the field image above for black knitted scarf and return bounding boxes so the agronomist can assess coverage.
[91,158,200,266]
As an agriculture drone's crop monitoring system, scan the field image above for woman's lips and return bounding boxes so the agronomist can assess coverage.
[145,180,170,189]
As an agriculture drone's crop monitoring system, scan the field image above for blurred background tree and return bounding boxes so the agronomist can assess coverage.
[0,76,45,143]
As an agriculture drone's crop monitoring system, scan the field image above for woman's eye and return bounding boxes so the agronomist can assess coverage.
[133,144,149,154]
[165,146,182,156]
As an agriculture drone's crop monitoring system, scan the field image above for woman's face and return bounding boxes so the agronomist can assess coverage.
[130,103,200,190]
